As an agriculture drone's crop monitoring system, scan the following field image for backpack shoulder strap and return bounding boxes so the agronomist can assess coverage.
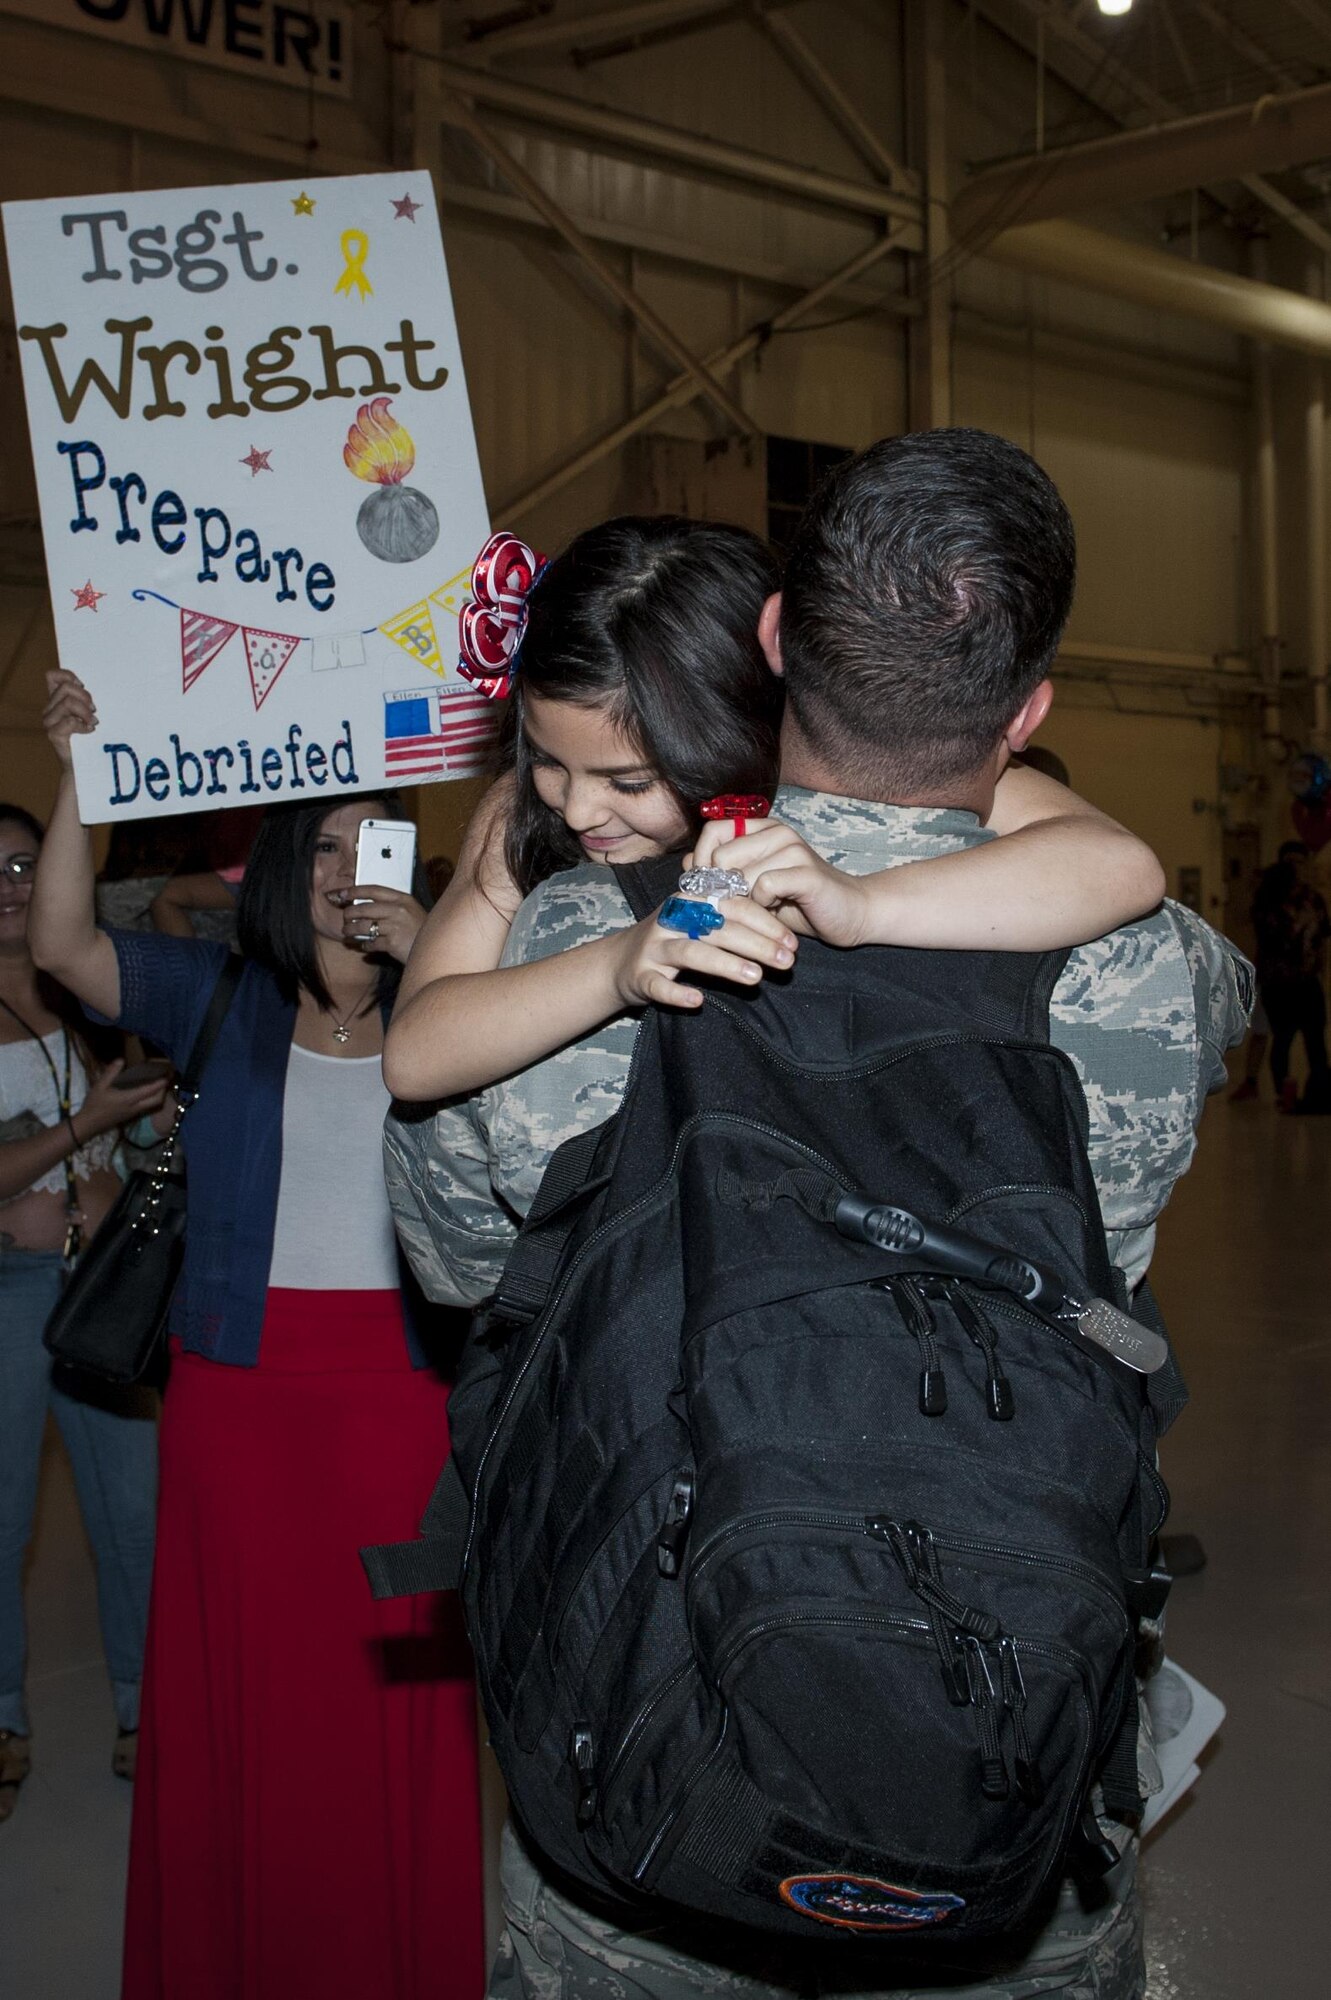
[489,1122,613,1329]
[359,1115,615,1601]
[361,1452,471,1598]
[613,855,684,922]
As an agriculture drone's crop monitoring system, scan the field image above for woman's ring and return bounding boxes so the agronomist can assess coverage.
[658,896,725,941]
[366,921,381,942]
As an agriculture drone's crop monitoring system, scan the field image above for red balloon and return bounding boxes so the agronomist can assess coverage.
[1292,798,1331,850]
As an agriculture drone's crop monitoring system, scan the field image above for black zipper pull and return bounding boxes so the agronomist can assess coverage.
[867,1518,999,1704]
[884,1277,948,1416]
[656,1474,695,1578]
[964,1640,1010,1800]
[1000,1639,1044,1805]
[571,1728,597,1827]
[949,1285,1015,1421]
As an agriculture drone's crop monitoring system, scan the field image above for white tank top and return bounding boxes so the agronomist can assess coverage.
[268,1045,399,1290]
[0,1030,118,1204]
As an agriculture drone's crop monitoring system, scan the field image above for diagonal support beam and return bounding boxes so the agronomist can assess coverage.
[467,0,740,59]
[443,88,759,439]
[498,230,906,519]
[1285,0,1331,63]
[749,0,907,188]
[1185,0,1299,96]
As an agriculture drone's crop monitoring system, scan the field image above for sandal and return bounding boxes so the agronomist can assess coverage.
[112,1728,138,1783]
[0,1730,31,1824]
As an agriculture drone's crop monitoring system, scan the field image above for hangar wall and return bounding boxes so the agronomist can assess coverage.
[0,0,1319,926]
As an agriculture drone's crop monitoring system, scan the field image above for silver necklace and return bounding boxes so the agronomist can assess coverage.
[330,977,378,1045]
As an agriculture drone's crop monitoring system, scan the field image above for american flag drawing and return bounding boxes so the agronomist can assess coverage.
[383,687,498,781]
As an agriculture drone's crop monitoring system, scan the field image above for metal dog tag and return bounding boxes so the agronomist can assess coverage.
[1070,1299,1170,1375]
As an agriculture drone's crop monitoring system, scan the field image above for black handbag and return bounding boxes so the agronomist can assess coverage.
[43,956,244,1385]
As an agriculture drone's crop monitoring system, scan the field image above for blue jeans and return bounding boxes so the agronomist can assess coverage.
[0,1247,158,1736]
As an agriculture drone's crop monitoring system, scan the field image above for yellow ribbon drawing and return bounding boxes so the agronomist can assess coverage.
[334,229,373,301]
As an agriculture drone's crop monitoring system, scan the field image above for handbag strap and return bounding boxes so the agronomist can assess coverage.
[176,954,245,1110]
[151,953,245,1166]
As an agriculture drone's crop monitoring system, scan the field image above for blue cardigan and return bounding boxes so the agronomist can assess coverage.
[103,928,429,1368]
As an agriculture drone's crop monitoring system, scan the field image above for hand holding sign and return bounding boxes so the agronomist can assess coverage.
[43,670,99,771]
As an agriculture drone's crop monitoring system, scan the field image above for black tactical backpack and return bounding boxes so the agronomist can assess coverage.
[366,856,1182,1950]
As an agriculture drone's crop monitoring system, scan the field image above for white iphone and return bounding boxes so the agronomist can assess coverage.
[354,818,417,896]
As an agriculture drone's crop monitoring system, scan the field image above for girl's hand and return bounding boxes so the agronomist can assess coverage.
[76,1061,172,1140]
[688,818,875,948]
[42,668,98,770]
[609,901,798,1011]
[329,886,428,966]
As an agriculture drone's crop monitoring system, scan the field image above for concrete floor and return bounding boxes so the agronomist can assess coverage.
[0,1096,1326,1999]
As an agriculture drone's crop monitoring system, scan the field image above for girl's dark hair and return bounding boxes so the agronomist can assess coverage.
[236,791,421,1013]
[496,516,782,894]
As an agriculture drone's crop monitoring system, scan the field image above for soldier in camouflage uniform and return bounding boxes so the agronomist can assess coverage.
[385,433,1251,1998]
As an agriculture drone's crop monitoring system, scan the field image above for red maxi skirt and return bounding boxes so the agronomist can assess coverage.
[122,1289,485,2000]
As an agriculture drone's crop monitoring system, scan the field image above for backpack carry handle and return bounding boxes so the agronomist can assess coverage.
[833,1194,1169,1375]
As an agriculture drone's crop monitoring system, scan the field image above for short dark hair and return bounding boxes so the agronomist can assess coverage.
[778,429,1077,794]
[0,802,45,846]
[236,791,416,1013]
[497,515,782,894]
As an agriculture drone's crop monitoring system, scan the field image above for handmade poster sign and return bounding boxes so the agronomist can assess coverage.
[3,171,495,821]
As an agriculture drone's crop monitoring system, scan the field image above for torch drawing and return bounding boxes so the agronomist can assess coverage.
[343,397,440,564]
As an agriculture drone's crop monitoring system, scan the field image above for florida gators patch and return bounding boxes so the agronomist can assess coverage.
[778,1874,966,1932]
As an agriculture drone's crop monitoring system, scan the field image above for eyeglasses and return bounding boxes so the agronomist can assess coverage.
[0,855,37,882]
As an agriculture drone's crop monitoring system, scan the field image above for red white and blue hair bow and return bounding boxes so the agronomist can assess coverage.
[457,531,547,699]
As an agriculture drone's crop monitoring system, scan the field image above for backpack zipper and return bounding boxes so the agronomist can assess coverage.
[944,1182,1093,1237]
[687,1507,1124,1626]
[1000,1637,1044,1804]
[867,1517,999,1704]
[940,1282,1015,1421]
[878,1275,948,1415]
[633,1710,731,1882]
[594,1656,695,1825]
[962,1636,1010,1800]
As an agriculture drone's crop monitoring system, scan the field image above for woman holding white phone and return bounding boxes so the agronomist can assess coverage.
[30,669,486,2000]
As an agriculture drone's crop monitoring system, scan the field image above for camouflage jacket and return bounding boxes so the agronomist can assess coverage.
[385,787,1253,1307]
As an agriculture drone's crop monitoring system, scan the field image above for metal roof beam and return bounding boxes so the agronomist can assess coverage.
[426,56,922,225]
[953,81,1331,244]
[465,0,743,59]
[1010,0,1331,257]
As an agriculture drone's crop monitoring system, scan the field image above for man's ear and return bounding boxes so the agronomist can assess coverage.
[1005,678,1054,753]
[758,592,784,677]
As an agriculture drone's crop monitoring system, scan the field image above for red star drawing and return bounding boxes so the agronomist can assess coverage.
[392,192,422,222]
[71,580,105,612]
[240,446,273,476]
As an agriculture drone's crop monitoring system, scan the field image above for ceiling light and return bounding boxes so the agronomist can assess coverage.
[1096,0,1134,15]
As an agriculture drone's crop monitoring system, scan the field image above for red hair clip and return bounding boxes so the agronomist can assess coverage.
[701,794,771,839]
[457,531,547,699]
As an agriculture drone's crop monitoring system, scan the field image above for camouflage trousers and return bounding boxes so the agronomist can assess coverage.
[487,1824,1145,2000]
